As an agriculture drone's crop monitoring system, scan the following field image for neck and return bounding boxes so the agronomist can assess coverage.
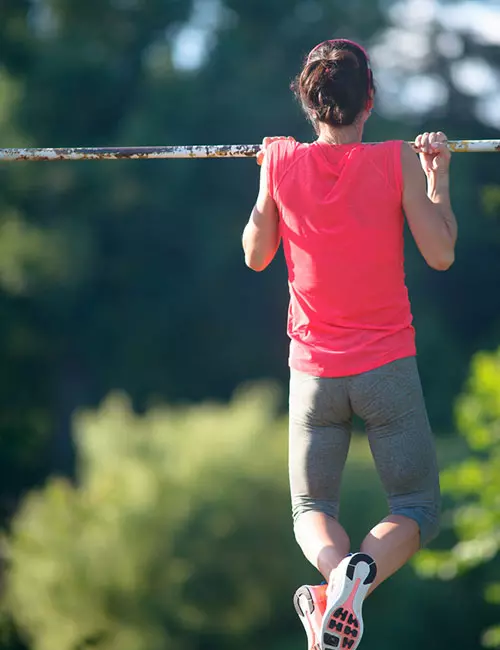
[317,121,364,145]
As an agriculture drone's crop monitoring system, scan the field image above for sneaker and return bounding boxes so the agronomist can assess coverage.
[321,553,377,650]
[294,584,328,650]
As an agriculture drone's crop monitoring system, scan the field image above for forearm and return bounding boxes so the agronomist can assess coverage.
[427,172,458,246]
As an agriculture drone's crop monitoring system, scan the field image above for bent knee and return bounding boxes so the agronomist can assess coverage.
[292,498,341,545]
[391,501,441,547]
[293,498,339,526]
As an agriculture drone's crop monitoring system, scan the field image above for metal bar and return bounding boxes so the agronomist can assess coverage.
[446,140,500,153]
[0,144,262,161]
[0,140,499,161]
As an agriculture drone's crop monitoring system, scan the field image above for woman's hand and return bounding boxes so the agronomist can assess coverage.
[257,136,295,165]
[413,131,451,177]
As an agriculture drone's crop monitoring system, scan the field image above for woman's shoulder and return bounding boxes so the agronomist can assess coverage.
[266,138,306,155]
[266,138,309,167]
[363,139,404,151]
[359,140,405,165]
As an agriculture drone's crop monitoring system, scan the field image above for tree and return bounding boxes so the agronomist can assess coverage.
[415,344,500,647]
[0,0,396,513]
[5,386,305,650]
[4,384,496,650]
[0,0,196,506]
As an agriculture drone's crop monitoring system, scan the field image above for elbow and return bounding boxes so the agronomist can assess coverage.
[243,241,272,272]
[429,250,455,271]
[242,235,266,271]
[245,254,268,272]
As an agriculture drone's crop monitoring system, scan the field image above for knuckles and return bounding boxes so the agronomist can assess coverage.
[414,130,449,155]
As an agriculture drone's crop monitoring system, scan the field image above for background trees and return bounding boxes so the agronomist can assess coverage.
[0,1,499,649]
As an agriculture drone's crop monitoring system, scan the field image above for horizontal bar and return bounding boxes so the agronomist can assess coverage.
[0,140,499,161]
[446,139,500,153]
[0,144,262,161]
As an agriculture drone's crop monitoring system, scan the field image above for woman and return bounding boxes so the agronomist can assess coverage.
[242,38,457,650]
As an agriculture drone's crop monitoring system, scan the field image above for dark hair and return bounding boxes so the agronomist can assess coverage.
[292,41,375,129]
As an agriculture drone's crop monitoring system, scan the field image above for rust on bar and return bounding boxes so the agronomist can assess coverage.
[0,140,499,161]
[0,144,263,161]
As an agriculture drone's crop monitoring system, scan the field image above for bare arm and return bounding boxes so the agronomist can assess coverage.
[242,143,281,272]
[402,132,457,271]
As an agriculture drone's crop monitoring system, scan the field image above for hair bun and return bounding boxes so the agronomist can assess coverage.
[292,41,373,128]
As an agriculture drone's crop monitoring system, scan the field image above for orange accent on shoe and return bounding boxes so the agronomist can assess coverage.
[294,584,328,650]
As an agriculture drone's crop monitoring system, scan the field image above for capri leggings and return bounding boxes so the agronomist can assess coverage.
[289,356,441,547]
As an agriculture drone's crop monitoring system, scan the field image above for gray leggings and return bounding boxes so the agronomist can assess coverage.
[289,356,440,547]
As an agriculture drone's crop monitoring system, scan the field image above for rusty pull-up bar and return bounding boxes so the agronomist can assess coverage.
[0,140,499,161]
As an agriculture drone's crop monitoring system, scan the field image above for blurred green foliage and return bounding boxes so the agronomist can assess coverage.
[416,347,500,648]
[5,386,297,650]
[2,386,497,650]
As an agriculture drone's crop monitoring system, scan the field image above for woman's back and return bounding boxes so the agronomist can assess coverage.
[267,138,415,376]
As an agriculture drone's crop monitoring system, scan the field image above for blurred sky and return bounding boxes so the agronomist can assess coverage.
[372,0,500,125]
[173,0,500,128]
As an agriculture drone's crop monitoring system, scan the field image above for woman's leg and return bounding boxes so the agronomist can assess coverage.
[360,515,420,594]
[289,370,353,582]
[349,356,441,593]
[294,512,351,581]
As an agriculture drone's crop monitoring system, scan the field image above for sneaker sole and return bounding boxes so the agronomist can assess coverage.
[321,553,377,650]
[294,586,322,650]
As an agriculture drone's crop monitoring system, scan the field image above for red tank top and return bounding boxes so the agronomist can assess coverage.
[267,139,416,377]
